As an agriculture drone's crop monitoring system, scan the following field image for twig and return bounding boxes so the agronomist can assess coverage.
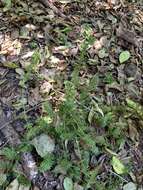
[0,99,49,131]
[109,169,128,183]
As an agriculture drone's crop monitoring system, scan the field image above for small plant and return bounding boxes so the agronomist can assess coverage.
[19,50,41,88]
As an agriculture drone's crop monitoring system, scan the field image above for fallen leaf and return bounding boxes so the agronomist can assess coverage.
[111,156,126,174]
[128,119,139,142]
[6,179,19,190]
[40,81,53,95]
[123,182,137,190]
[40,68,56,81]
[28,87,42,106]
[119,51,131,63]
[21,51,35,59]
[58,0,72,3]
[63,177,74,190]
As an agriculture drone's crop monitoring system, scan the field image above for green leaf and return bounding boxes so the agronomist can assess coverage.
[111,156,126,174]
[123,182,137,190]
[119,51,131,63]
[63,177,74,190]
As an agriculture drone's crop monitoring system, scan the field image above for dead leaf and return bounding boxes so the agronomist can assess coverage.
[40,68,56,81]
[40,81,53,95]
[28,87,42,106]
[21,51,35,59]
[128,119,139,142]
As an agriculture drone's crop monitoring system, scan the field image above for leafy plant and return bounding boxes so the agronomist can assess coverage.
[1,147,17,160]
[63,177,74,190]
[39,154,55,172]
[19,50,41,88]
[79,24,95,62]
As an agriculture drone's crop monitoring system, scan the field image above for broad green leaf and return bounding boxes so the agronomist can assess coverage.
[119,51,131,63]
[31,134,55,157]
[63,177,74,190]
[111,156,126,174]
[123,182,137,190]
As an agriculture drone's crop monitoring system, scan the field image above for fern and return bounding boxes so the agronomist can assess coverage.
[39,154,55,172]
[1,147,17,160]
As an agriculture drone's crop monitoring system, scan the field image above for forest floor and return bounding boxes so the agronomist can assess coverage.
[0,0,143,190]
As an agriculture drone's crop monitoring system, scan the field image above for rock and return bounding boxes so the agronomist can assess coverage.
[124,63,137,78]
[31,134,55,157]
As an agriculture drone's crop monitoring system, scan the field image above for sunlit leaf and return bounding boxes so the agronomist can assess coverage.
[123,182,137,190]
[63,177,74,190]
[119,51,131,63]
[111,156,126,174]
[58,0,72,4]
[88,107,94,124]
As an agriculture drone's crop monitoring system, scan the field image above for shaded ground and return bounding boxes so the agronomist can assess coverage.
[0,0,143,189]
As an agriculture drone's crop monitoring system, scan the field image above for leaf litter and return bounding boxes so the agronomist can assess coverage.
[0,0,143,189]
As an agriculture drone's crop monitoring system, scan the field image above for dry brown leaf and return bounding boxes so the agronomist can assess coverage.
[40,81,53,95]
